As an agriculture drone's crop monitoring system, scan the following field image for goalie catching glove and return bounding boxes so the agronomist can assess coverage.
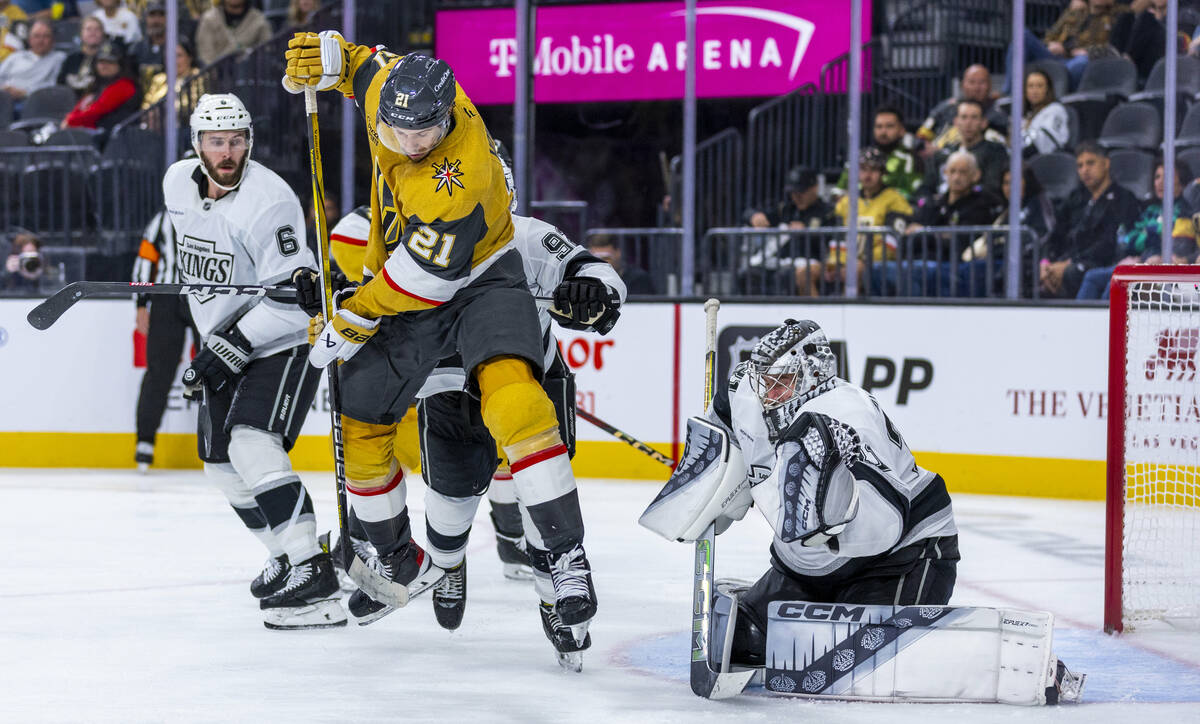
[281,30,354,94]
[550,277,621,334]
[307,287,378,368]
[182,326,253,400]
[774,411,863,548]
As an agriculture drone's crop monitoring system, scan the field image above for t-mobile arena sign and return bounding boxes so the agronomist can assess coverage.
[435,0,871,104]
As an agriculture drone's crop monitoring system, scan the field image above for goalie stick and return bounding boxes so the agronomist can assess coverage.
[26,281,297,331]
[302,88,430,608]
[576,408,675,467]
[691,298,755,699]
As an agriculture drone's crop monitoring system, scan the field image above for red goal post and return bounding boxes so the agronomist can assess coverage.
[1105,264,1200,634]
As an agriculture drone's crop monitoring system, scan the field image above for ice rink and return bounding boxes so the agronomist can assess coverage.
[2,469,1198,724]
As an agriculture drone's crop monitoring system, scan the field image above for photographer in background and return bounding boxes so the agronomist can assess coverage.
[2,231,44,294]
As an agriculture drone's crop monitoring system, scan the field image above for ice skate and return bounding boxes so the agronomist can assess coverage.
[537,544,597,639]
[259,552,346,630]
[539,601,590,672]
[347,541,444,626]
[331,532,375,593]
[249,554,289,599]
[431,560,466,630]
[495,530,533,581]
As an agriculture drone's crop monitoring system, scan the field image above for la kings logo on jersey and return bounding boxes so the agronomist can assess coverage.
[177,235,233,303]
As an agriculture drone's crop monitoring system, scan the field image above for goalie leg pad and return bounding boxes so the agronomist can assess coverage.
[763,603,1063,705]
[639,417,752,542]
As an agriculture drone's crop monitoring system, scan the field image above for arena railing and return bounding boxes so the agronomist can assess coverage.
[584,227,683,296]
[698,225,1042,300]
[530,200,588,245]
[666,127,744,234]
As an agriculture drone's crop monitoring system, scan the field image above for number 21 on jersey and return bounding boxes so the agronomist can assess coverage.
[407,225,455,267]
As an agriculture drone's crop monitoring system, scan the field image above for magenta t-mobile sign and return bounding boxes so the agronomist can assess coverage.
[435,0,871,105]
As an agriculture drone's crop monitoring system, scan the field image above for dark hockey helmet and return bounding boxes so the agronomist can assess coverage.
[377,54,456,131]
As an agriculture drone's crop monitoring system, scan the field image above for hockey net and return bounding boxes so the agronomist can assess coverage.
[1106,265,1200,633]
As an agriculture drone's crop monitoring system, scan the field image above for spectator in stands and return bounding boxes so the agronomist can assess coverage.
[838,106,923,200]
[61,38,138,131]
[918,65,1007,154]
[1013,0,1135,91]
[130,1,166,94]
[818,147,913,294]
[1020,69,1071,157]
[0,0,28,64]
[1112,0,1179,80]
[13,0,69,20]
[92,0,142,45]
[921,99,1009,200]
[745,166,836,230]
[1077,159,1195,299]
[287,0,318,29]
[195,0,271,66]
[586,236,655,295]
[2,231,44,294]
[57,15,103,97]
[142,37,201,110]
[0,19,63,104]
[741,166,836,296]
[1040,141,1141,298]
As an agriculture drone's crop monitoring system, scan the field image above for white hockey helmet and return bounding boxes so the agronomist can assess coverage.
[749,319,837,439]
[190,93,253,188]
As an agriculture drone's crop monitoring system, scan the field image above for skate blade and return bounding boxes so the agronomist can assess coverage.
[263,598,347,630]
[502,563,534,581]
[351,604,397,627]
[556,651,583,673]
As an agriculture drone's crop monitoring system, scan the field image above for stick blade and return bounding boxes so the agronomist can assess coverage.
[692,666,754,699]
[26,282,87,330]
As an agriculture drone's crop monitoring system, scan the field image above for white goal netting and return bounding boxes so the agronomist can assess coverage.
[1119,278,1200,630]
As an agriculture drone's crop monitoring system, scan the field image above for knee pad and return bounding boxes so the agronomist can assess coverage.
[204,461,254,506]
[477,356,559,455]
[227,425,295,491]
[342,415,398,487]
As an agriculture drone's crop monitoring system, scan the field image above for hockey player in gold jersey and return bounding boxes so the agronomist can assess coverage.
[284,32,598,667]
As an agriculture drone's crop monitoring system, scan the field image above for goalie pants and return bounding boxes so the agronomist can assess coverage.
[732,535,959,666]
[136,294,197,445]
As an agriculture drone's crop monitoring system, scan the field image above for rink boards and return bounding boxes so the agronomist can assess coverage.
[0,298,1127,499]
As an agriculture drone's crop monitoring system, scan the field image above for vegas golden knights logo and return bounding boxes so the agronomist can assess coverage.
[395,92,410,108]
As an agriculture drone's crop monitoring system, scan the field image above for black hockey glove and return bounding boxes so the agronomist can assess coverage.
[550,277,621,334]
[291,266,351,318]
[182,326,253,400]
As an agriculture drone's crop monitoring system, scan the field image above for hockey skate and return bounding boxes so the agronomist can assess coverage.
[347,541,444,626]
[431,560,466,630]
[250,554,290,599]
[331,532,375,594]
[495,531,533,581]
[135,441,154,474]
[1047,659,1086,705]
[535,544,597,647]
[259,552,346,630]
[539,601,591,672]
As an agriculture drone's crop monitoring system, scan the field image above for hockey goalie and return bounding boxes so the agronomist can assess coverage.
[640,318,1084,705]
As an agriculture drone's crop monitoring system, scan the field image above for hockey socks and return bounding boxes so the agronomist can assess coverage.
[347,465,412,555]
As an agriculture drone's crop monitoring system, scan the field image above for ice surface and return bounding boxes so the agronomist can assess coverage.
[1,470,1198,723]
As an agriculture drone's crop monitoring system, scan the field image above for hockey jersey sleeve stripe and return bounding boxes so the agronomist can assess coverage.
[137,239,160,263]
[380,266,444,307]
[331,232,368,246]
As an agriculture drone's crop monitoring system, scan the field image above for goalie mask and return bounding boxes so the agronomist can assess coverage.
[749,319,837,441]
[190,93,253,191]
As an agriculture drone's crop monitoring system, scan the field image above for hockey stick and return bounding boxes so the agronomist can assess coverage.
[26,281,297,331]
[690,298,754,699]
[303,88,415,608]
[575,408,675,468]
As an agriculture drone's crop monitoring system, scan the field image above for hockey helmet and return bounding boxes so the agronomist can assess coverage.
[190,93,253,189]
[749,319,837,437]
[376,54,456,156]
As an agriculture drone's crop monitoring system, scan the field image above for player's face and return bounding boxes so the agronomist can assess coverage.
[199,130,249,187]
[377,120,447,161]
[760,373,799,408]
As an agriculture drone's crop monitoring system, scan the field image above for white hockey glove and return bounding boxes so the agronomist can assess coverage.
[282,30,352,93]
[307,289,378,368]
[775,412,863,548]
[182,326,253,400]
